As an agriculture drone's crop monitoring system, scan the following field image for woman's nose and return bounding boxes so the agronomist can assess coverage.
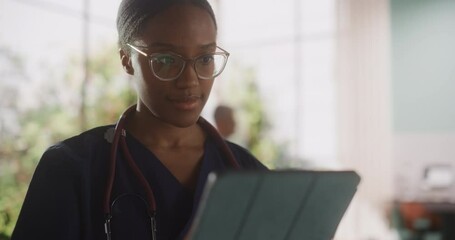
[175,62,199,88]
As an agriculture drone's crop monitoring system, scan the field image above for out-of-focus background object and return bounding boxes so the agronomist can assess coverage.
[1,0,455,239]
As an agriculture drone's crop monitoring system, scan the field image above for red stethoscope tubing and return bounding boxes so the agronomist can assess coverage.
[102,105,240,236]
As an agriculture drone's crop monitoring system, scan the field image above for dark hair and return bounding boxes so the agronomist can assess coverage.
[116,0,217,52]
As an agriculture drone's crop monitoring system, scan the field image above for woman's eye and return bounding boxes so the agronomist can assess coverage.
[200,55,214,64]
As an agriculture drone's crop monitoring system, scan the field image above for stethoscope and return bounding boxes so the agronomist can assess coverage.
[103,104,240,240]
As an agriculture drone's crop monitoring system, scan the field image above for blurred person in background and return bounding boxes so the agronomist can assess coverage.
[214,104,236,139]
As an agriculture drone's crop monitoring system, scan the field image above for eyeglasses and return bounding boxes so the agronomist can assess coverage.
[127,43,230,81]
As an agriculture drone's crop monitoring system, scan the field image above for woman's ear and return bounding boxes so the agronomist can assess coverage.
[119,49,134,75]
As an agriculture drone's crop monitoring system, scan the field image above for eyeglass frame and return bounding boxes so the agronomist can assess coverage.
[127,43,230,81]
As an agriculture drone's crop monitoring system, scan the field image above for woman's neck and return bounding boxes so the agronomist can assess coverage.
[125,109,205,149]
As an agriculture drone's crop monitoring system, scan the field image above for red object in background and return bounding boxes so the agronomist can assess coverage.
[399,202,442,231]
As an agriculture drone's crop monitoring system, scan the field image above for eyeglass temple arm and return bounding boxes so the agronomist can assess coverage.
[216,45,229,54]
[127,43,149,57]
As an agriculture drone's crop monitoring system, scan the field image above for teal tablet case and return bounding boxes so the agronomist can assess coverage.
[188,170,360,240]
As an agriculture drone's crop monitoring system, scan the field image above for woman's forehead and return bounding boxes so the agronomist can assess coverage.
[138,4,217,48]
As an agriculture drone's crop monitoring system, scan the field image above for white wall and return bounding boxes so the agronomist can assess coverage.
[391,0,455,202]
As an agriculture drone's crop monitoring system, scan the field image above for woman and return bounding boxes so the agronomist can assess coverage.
[12,0,266,239]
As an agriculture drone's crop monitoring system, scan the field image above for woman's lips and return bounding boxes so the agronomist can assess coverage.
[169,95,201,110]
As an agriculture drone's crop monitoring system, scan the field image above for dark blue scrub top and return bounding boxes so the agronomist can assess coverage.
[12,125,266,240]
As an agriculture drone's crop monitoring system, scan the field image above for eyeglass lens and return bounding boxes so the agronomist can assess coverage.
[151,53,227,80]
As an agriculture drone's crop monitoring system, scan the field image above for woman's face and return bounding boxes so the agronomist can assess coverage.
[126,4,217,128]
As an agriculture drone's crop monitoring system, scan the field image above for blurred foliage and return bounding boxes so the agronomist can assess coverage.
[218,63,286,169]
[84,44,136,127]
[0,44,134,238]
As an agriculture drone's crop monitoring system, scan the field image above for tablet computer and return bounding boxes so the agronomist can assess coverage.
[187,170,360,240]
